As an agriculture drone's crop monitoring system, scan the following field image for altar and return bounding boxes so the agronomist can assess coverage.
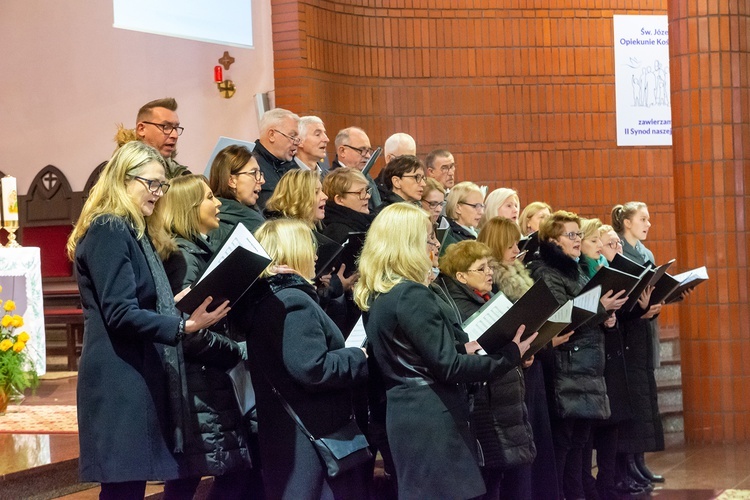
[0,247,46,375]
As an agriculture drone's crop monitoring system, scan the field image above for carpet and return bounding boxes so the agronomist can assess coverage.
[0,405,78,434]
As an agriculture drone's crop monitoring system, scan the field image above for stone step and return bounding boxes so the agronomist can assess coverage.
[657,379,683,408]
[659,403,684,433]
[659,335,680,360]
[655,356,682,384]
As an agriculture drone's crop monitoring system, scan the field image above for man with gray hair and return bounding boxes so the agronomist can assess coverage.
[383,132,416,163]
[294,115,329,178]
[254,108,301,209]
[425,149,457,190]
[333,126,381,211]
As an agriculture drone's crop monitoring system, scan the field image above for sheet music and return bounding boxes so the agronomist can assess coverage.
[548,300,573,323]
[345,317,368,348]
[672,266,708,284]
[462,292,514,342]
[437,217,450,230]
[574,285,601,312]
[198,224,270,284]
[227,342,256,415]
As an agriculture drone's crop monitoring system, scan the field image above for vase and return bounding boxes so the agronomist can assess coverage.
[0,386,9,415]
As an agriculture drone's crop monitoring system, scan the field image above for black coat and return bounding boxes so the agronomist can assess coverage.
[75,216,182,482]
[254,139,299,210]
[601,321,634,424]
[364,281,521,500]
[162,236,252,477]
[320,200,373,244]
[210,197,266,247]
[236,274,368,499]
[437,275,536,469]
[440,217,477,256]
[617,238,664,452]
[528,240,611,420]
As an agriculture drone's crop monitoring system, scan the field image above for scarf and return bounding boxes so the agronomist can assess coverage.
[137,232,189,454]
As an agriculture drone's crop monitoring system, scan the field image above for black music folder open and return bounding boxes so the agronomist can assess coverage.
[176,224,272,314]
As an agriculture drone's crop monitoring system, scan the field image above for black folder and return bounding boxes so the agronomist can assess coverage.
[331,232,367,277]
[176,246,271,314]
[314,231,344,279]
[518,231,539,256]
[648,272,680,306]
[580,266,641,300]
[622,268,657,313]
[465,279,561,355]
[361,147,382,177]
[522,301,572,361]
[609,253,647,276]
[663,266,708,304]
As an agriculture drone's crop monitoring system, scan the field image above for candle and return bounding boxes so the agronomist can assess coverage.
[1,176,18,225]
[214,65,223,83]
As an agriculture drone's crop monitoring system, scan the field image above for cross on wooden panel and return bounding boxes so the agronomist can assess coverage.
[43,171,59,192]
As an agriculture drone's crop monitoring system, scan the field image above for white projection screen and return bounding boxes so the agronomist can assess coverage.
[113,0,253,48]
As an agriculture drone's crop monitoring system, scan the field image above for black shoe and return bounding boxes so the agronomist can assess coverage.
[634,452,665,483]
[614,476,646,495]
[626,453,652,488]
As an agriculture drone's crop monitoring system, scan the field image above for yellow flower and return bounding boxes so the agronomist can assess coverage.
[11,315,23,328]
[17,331,30,343]
[3,300,15,312]
[1,315,11,328]
[0,284,3,293]
[12,341,25,353]
[0,339,12,351]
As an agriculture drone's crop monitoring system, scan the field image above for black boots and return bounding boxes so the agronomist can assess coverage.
[634,452,665,483]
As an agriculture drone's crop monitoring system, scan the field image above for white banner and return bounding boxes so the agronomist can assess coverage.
[613,15,672,146]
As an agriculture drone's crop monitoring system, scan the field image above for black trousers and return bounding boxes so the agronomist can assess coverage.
[552,417,592,499]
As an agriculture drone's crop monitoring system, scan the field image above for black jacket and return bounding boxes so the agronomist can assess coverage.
[254,139,298,210]
[320,200,374,244]
[437,274,536,469]
[440,217,477,256]
[210,197,265,247]
[162,236,252,477]
[528,240,611,420]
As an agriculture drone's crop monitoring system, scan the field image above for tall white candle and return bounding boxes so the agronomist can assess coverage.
[1,176,19,224]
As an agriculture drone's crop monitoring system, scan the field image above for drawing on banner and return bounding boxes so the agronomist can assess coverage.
[613,15,673,146]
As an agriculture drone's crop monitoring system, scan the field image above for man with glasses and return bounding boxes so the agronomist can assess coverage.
[254,108,301,209]
[333,126,382,211]
[294,115,330,178]
[134,97,189,178]
[425,149,457,190]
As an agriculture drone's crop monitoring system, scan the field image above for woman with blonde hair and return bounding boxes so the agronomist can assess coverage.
[420,177,446,226]
[67,141,229,499]
[480,188,520,229]
[355,203,535,500]
[264,168,328,226]
[321,166,373,244]
[442,181,485,254]
[209,145,266,242]
[579,218,607,278]
[519,201,552,236]
[231,218,369,499]
[149,174,254,499]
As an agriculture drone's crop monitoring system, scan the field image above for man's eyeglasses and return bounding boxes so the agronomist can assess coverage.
[436,164,456,173]
[235,169,265,182]
[131,176,170,194]
[343,144,374,157]
[344,187,372,200]
[423,200,447,209]
[142,121,184,136]
[561,231,584,240]
[272,129,302,146]
[459,201,485,211]
[401,174,426,183]
[466,265,496,275]
[605,239,623,249]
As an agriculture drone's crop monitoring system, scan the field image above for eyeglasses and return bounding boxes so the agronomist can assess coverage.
[561,231,584,240]
[272,129,302,146]
[343,187,372,200]
[435,164,456,173]
[131,176,170,194]
[605,239,623,249]
[466,265,496,275]
[459,201,485,211]
[235,169,265,182]
[401,174,426,183]
[423,200,447,209]
[343,144,374,157]
[427,237,440,249]
[142,121,184,136]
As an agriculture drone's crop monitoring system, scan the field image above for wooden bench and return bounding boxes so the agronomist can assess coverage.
[44,306,84,371]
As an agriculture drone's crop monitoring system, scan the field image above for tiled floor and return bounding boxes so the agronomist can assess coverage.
[4,375,750,499]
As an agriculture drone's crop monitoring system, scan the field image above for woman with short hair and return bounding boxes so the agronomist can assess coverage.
[377,155,427,209]
[209,145,266,242]
[480,188,520,229]
[355,203,535,500]
[442,181,485,254]
[233,218,369,499]
[519,201,552,236]
[421,177,447,226]
[321,166,373,244]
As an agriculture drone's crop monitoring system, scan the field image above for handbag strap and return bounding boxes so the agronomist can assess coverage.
[263,374,317,441]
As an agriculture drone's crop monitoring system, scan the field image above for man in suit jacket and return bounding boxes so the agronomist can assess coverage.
[294,115,330,178]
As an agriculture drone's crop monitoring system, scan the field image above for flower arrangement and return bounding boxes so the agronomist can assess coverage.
[0,286,39,411]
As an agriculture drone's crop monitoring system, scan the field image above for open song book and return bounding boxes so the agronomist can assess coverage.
[176,223,272,314]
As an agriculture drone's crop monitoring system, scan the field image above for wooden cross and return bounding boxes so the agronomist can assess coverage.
[219,51,235,70]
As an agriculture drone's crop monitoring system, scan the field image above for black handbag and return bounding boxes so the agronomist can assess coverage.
[270,386,372,478]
